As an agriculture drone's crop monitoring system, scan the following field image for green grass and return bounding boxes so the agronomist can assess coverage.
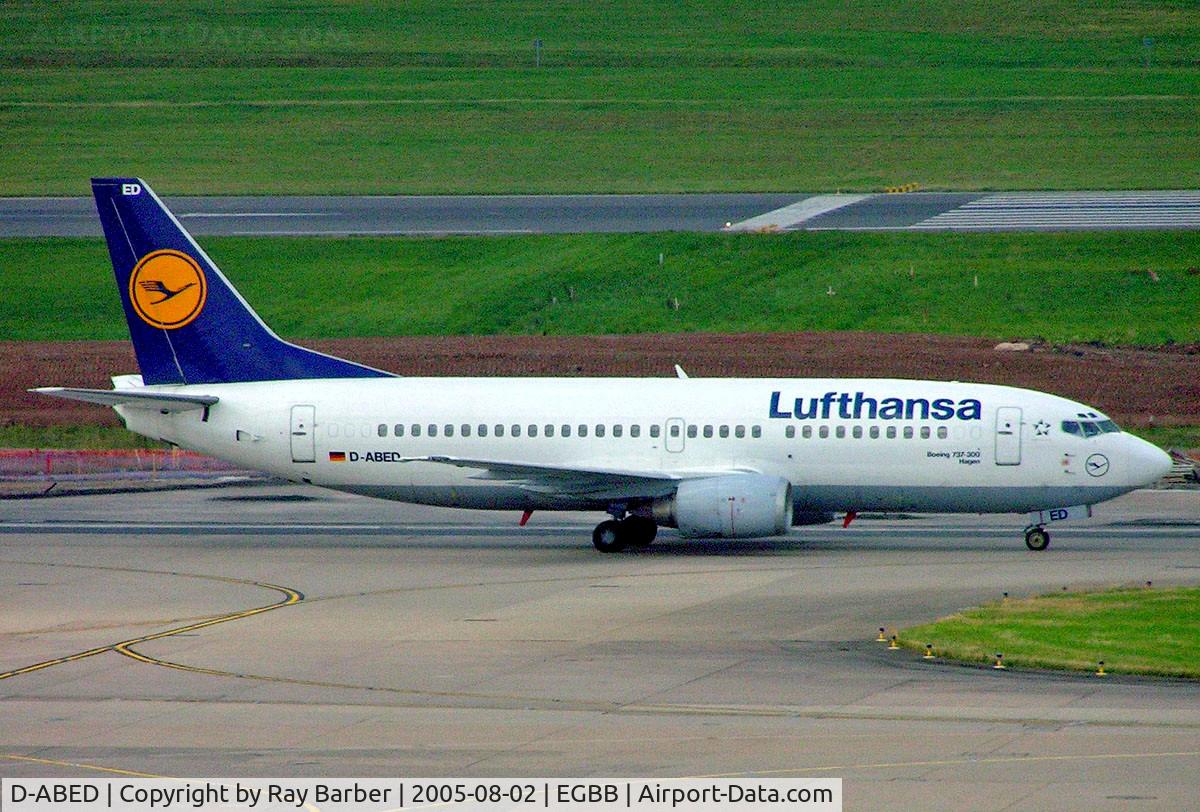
[2,1,1198,193]
[1127,426,1200,451]
[901,587,1200,678]
[0,424,161,450]
[3,231,1199,345]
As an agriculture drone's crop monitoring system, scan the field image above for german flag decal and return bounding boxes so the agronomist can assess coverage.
[328,451,346,462]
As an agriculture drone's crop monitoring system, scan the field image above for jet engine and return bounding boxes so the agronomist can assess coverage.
[652,474,792,538]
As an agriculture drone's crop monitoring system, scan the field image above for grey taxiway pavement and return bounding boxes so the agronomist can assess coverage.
[4,191,1199,236]
[1,485,1198,810]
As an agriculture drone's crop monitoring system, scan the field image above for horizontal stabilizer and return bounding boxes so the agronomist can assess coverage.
[31,387,218,412]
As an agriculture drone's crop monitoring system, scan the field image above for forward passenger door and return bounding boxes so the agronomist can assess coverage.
[994,407,1022,466]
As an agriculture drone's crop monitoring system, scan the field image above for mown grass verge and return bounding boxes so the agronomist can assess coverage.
[0,424,161,450]
[4,231,1200,345]
[900,586,1200,678]
[2,1,1198,193]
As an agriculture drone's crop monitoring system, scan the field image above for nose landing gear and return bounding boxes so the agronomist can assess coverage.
[1024,526,1050,551]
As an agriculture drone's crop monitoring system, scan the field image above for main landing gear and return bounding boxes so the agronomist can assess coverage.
[1024,526,1050,551]
[592,515,658,553]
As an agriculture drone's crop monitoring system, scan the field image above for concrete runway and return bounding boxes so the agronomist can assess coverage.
[4,191,1199,236]
[1,486,1199,810]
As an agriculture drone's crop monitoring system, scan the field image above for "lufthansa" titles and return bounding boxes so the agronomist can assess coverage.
[769,391,982,421]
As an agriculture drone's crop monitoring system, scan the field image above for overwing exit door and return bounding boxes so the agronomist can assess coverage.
[665,418,686,453]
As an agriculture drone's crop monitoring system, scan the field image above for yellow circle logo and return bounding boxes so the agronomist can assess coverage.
[128,249,207,330]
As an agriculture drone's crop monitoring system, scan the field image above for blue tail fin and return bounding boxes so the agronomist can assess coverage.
[92,178,392,385]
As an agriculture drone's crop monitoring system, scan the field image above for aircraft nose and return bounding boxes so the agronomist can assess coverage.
[1127,435,1172,487]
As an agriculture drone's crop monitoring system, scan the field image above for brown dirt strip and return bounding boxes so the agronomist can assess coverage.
[4,334,1197,428]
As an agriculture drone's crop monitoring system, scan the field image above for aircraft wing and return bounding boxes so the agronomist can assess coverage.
[31,387,218,412]
[401,455,737,499]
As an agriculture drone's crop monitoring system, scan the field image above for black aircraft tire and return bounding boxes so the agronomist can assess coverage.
[1025,528,1050,551]
[623,517,658,548]
[593,520,627,553]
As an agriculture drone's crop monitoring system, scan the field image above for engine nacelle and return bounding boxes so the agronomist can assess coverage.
[653,474,792,538]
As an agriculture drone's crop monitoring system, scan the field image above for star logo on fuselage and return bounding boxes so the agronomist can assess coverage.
[1033,420,1050,437]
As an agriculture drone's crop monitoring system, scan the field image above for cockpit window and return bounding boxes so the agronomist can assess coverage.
[1063,418,1121,437]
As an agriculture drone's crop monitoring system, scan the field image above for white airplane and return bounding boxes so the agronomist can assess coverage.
[36,178,1171,552]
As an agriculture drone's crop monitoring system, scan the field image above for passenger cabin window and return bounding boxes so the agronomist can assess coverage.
[835,426,845,439]
[802,426,812,439]
[461,424,471,437]
[886,426,896,439]
[444,424,454,437]
[937,426,948,439]
[686,425,697,438]
[819,426,829,439]
[494,424,505,437]
[428,424,438,437]
[735,425,746,438]
[578,424,588,437]
[511,424,521,437]
[596,425,606,437]
[613,425,623,437]
[703,425,713,438]
[869,426,879,439]
[650,425,661,438]
[545,424,555,437]
[411,424,422,437]
[562,424,571,437]
[751,426,762,438]
[669,424,681,438]
[528,425,538,437]
[377,424,387,437]
[920,426,931,439]
[478,424,488,437]
[903,426,913,439]
[785,426,796,439]
[852,426,863,439]
[394,424,405,437]
[630,425,640,438]
[719,425,730,438]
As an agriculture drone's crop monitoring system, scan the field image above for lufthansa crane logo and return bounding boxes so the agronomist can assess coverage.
[128,249,207,329]
[1086,453,1110,477]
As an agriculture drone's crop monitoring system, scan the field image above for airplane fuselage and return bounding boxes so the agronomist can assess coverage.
[119,376,1166,516]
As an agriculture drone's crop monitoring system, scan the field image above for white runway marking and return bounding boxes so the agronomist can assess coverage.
[912,191,1200,230]
[726,194,872,231]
